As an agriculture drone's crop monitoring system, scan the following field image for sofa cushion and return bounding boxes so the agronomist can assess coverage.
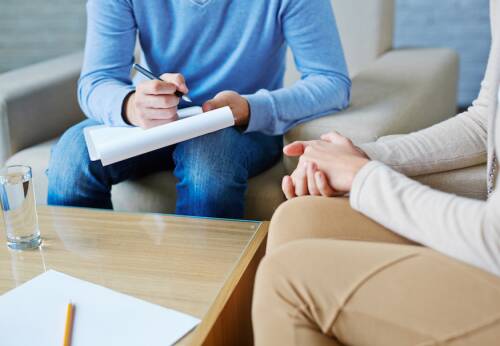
[6,140,486,222]
[6,140,286,221]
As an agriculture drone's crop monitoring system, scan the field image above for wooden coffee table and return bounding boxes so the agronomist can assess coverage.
[0,206,269,346]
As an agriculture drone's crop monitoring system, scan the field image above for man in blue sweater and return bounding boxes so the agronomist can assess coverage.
[47,0,351,218]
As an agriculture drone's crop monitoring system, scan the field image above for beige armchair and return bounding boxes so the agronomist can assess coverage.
[1,0,475,221]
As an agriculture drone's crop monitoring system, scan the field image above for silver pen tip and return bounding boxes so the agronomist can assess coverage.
[182,95,193,103]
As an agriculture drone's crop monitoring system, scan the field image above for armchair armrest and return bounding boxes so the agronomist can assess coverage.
[415,164,487,200]
[0,52,85,164]
[284,47,459,172]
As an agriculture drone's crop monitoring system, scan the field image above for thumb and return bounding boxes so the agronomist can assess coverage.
[321,131,349,145]
[202,97,226,113]
[202,99,216,112]
[283,141,307,157]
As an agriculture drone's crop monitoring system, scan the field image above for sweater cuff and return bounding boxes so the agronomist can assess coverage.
[358,142,385,161]
[244,91,274,133]
[350,160,387,211]
[108,85,136,127]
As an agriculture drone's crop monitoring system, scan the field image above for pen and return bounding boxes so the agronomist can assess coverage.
[62,301,75,346]
[133,63,192,103]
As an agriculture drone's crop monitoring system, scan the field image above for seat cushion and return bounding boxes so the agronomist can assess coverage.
[6,140,286,221]
[7,141,485,222]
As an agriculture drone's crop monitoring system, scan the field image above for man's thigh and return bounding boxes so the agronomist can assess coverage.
[173,127,282,179]
[49,119,175,186]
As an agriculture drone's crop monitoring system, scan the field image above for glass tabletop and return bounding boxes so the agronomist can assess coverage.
[0,206,261,320]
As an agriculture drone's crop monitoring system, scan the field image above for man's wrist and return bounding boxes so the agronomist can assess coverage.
[237,97,250,126]
[122,91,136,125]
[243,92,274,133]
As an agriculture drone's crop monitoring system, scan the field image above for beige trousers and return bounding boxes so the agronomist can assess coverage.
[252,197,500,346]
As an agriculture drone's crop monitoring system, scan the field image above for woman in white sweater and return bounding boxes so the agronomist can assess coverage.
[252,1,500,345]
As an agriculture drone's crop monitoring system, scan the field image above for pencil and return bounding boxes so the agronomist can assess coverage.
[62,301,75,346]
[132,63,193,103]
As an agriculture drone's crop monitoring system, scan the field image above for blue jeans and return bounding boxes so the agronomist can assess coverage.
[47,119,282,218]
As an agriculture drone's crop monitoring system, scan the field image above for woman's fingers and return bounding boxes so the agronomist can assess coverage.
[283,142,306,157]
[320,131,341,142]
[282,175,296,200]
[320,131,351,146]
[293,163,309,197]
[283,140,319,157]
[315,171,336,197]
[307,163,320,196]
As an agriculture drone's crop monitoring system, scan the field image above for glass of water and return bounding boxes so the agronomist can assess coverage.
[0,165,41,250]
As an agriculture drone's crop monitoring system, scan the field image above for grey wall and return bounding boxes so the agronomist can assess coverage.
[0,0,86,73]
[395,0,491,107]
[0,0,492,107]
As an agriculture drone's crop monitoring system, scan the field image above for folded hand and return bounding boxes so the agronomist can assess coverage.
[282,132,370,199]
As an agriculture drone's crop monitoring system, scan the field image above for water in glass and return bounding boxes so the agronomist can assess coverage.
[0,166,41,250]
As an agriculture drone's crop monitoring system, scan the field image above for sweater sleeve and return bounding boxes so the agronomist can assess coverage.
[350,161,500,275]
[244,0,351,135]
[358,42,496,176]
[77,0,137,127]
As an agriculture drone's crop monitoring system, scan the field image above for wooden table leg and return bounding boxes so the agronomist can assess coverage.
[201,224,268,346]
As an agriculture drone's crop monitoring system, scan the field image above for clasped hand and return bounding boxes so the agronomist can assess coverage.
[282,132,370,199]
[124,73,249,129]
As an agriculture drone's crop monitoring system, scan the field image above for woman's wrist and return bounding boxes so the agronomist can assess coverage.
[348,157,371,190]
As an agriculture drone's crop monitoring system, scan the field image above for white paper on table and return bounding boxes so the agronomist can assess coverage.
[0,270,200,346]
[84,106,235,166]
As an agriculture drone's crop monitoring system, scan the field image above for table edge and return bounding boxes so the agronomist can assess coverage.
[185,221,269,345]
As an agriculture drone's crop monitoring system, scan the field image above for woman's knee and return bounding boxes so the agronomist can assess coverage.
[253,244,296,317]
[255,241,340,324]
[267,196,349,252]
[268,198,309,251]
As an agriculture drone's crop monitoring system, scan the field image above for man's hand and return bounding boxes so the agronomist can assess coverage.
[282,132,370,199]
[124,73,189,129]
[202,91,250,126]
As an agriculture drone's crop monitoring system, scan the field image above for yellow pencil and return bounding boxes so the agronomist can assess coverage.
[62,301,75,346]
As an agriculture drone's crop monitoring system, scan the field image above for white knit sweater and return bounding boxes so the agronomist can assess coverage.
[351,0,500,275]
